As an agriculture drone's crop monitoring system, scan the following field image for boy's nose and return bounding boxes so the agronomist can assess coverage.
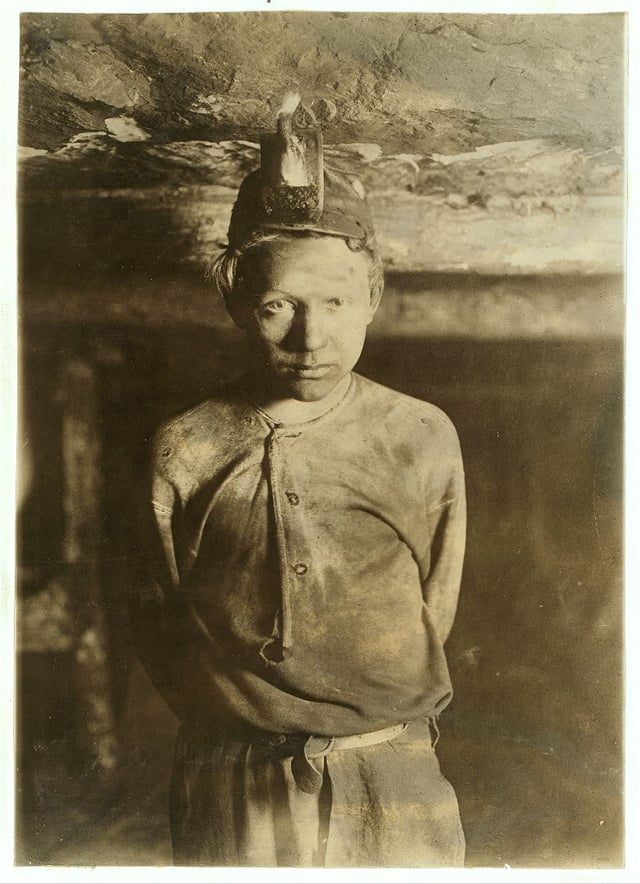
[293,309,328,352]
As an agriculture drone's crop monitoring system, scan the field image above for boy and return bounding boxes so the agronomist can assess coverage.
[132,97,466,867]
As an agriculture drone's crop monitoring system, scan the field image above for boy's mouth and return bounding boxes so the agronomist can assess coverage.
[284,362,334,379]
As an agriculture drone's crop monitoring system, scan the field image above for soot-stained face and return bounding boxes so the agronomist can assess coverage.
[229,236,381,402]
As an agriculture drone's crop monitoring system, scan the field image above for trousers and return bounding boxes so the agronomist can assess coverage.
[169,717,465,868]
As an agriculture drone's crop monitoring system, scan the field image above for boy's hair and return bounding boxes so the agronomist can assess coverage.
[209,231,384,305]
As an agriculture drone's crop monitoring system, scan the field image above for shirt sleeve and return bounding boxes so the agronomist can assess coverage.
[128,428,285,730]
[127,433,216,723]
[420,420,467,645]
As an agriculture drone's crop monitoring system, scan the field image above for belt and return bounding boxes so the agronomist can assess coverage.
[290,722,408,794]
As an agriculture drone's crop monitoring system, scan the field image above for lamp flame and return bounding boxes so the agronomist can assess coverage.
[277,92,302,119]
[274,92,308,186]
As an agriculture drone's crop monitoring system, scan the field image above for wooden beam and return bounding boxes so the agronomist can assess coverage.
[58,357,119,774]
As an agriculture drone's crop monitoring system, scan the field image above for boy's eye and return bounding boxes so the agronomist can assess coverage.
[328,297,345,308]
[260,299,293,317]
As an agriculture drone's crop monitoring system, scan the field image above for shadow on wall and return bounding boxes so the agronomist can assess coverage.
[16,316,623,868]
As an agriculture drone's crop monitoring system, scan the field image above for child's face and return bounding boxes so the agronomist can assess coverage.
[231,236,381,401]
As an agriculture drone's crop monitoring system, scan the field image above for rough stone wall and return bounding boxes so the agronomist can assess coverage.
[18,11,626,281]
[19,12,624,152]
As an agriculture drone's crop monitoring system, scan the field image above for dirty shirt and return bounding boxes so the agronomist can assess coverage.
[134,371,465,737]
[132,371,466,865]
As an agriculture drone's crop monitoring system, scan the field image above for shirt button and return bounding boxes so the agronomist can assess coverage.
[292,562,308,575]
[285,492,300,506]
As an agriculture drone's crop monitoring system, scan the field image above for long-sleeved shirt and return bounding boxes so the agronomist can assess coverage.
[132,371,466,738]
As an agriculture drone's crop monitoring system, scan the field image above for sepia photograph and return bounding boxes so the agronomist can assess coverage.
[5,1,633,876]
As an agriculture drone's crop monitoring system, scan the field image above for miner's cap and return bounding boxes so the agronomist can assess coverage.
[227,94,376,249]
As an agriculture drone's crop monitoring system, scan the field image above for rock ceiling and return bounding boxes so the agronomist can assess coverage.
[18,11,626,277]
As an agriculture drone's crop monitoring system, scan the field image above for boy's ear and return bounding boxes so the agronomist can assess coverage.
[224,293,248,330]
[367,284,384,324]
